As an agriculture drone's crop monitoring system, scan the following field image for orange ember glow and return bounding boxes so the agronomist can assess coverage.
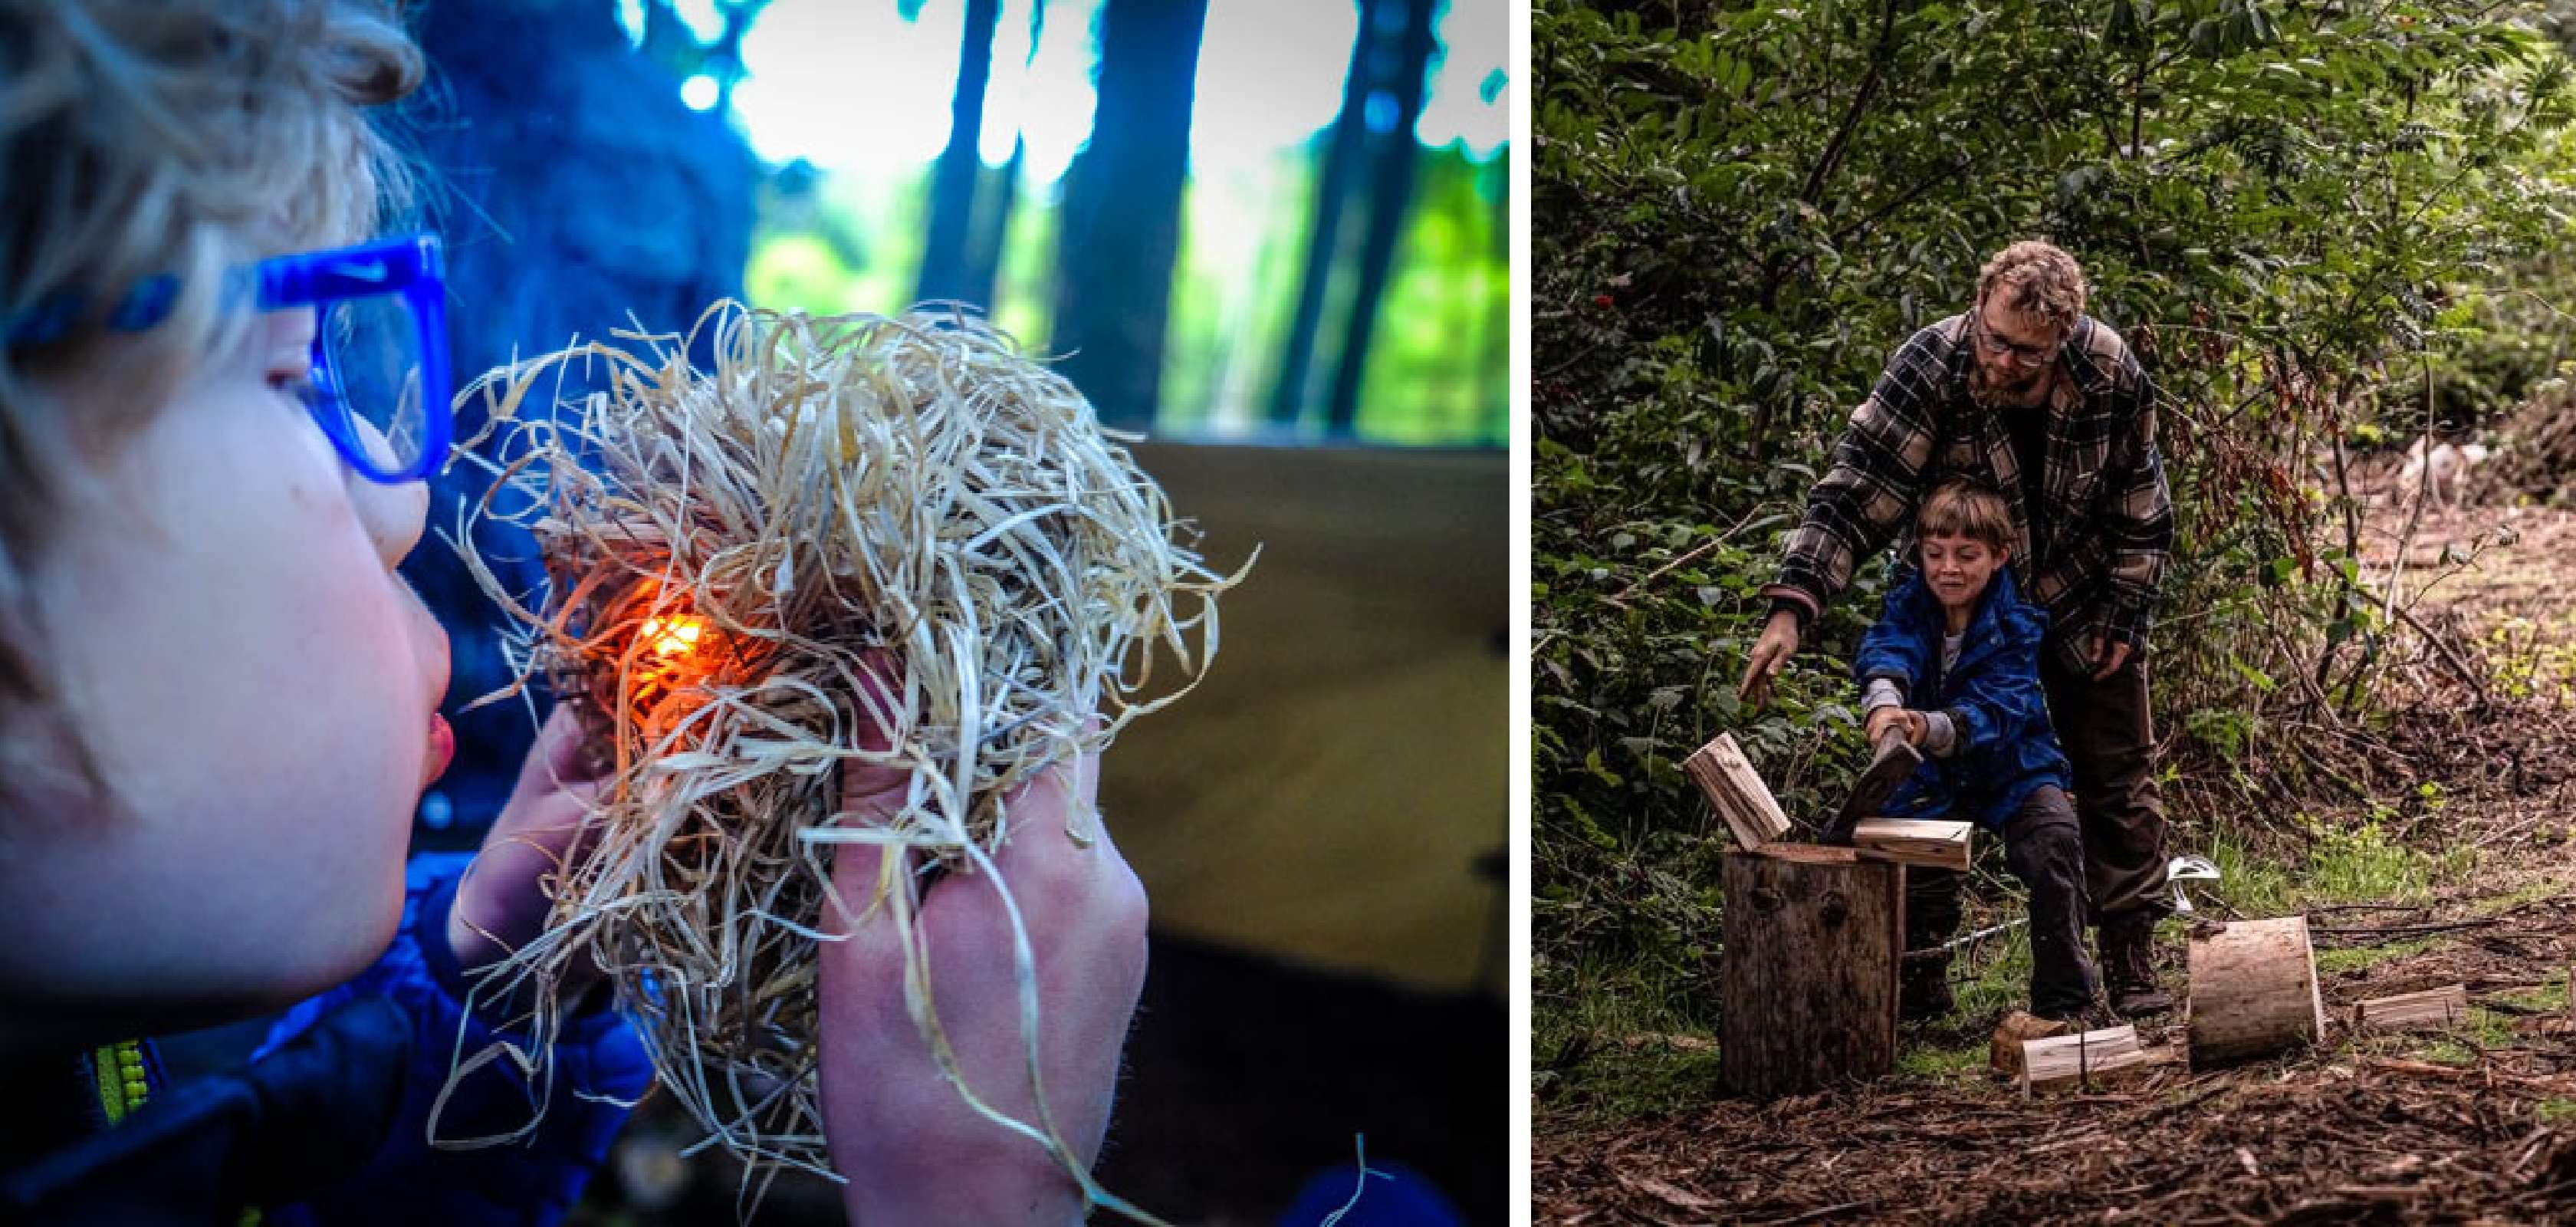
[639,614,707,658]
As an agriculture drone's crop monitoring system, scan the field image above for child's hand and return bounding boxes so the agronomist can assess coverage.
[1865,706,1928,747]
[816,742,1147,1224]
[447,706,610,984]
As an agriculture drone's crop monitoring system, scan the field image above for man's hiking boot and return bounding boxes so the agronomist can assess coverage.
[2099,916,2175,1018]
[1900,953,1955,1022]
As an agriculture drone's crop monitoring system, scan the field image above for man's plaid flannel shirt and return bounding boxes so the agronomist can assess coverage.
[1762,311,2174,671]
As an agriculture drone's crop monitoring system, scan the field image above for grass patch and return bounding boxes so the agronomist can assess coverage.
[2200,808,2467,918]
[2316,937,2436,975]
[1946,917,2037,1021]
[2472,877,2565,916]
[1537,948,1712,1045]
[1535,949,1726,1122]
[2540,1098,2576,1124]
[2468,1006,2519,1050]
[2305,818,2440,904]
[2485,973,2571,1013]
[2390,1008,2517,1064]
[1895,1038,1990,1081]
[1536,1040,1727,1120]
[2204,824,2300,916]
[2422,1038,2480,1067]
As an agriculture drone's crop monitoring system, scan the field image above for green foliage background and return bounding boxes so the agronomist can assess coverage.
[1533,0,2576,1035]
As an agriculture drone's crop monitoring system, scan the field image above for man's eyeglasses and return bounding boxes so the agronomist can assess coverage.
[5,232,453,484]
[1973,306,2059,368]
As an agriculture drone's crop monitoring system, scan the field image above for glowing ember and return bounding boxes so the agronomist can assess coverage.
[638,614,706,658]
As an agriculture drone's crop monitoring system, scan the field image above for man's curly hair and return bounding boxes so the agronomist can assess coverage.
[1976,240,2089,333]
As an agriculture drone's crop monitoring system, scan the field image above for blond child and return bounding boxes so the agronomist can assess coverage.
[0,4,1143,1222]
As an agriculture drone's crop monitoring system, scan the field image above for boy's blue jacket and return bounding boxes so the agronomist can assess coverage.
[0,852,651,1225]
[1852,565,2072,829]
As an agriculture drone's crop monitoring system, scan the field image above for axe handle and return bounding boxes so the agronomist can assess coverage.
[1823,729,1921,844]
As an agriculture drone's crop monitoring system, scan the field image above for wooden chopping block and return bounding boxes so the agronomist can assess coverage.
[1719,847,1903,1098]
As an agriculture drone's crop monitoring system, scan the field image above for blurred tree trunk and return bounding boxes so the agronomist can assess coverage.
[960,1,1044,314]
[960,139,1023,313]
[1268,0,1379,428]
[918,0,1004,307]
[1482,160,1508,445]
[1325,0,1438,435]
[1050,0,1211,428]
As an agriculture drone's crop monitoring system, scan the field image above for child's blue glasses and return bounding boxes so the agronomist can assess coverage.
[5,232,452,484]
[255,233,453,484]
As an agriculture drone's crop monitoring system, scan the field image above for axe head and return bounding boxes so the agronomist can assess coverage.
[1822,730,1924,845]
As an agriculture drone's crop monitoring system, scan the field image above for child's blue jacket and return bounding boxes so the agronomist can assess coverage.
[0,852,650,1225]
[1852,565,2073,830]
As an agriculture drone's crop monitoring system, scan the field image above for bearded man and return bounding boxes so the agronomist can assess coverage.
[1738,240,2178,1018]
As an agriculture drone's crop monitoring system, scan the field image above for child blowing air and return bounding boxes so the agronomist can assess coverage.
[1855,479,2107,1026]
[0,2,1144,1223]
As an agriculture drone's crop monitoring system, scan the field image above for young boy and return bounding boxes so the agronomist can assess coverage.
[1854,479,2106,1026]
[0,4,1143,1223]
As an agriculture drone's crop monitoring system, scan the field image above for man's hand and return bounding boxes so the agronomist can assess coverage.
[818,739,1147,1224]
[1737,609,1802,708]
[448,706,608,982]
[2088,634,2134,682]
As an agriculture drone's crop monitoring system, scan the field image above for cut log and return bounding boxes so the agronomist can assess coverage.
[1851,818,1973,871]
[1685,733,1792,850]
[1990,1010,2070,1077]
[2187,916,2328,1067]
[2018,1026,2177,1095]
[1720,849,1903,1098]
[2352,985,2469,1032]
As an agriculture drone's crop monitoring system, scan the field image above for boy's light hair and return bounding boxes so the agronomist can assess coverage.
[0,0,422,804]
[1918,479,2015,555]
[1976,240,2088,333]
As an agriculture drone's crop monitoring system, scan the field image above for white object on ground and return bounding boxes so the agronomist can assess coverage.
[2167,854,2220,915]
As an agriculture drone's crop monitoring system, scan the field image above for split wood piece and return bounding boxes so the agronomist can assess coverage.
[1850,818,1973,871]
[1720,849,1903,1099]
[1684,733,1792,850]
[2019,1026,2178,1096]
[1750,843,1858,865]
[2187,916,2328,1068]
[1990,1010,2069,1077]
[2009,1036,2174,1093]
[2352,985,2469,1032]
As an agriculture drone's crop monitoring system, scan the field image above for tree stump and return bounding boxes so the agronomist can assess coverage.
[1720,847,1902,1098]
[2187,916,2328,1067]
